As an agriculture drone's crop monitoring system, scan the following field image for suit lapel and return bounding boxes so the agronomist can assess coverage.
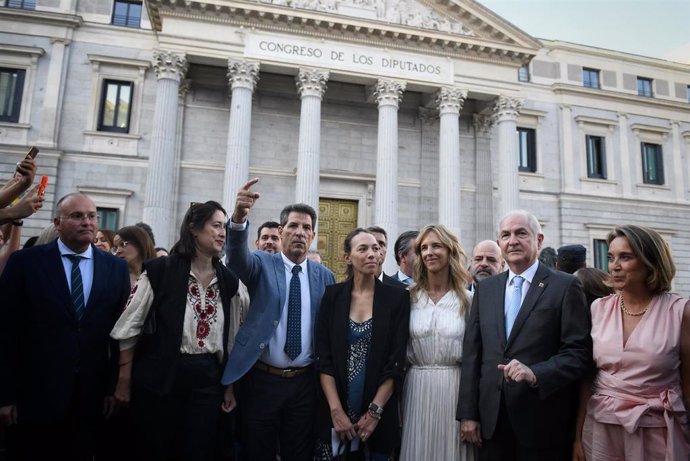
[506,263,550,348]
[273,253,287,312]
[493,272,509,348]
[307,260,322,323]
[44,242,79,322]
[83,246,104,319]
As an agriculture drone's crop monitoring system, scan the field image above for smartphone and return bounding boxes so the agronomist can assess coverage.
[37,175,49,198]
[13,146,39,178]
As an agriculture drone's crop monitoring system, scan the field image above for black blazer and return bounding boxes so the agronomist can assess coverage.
[315,278,410,453]
[457,263,592,448]
[0,241,130,424]
[382,272,406,289]
[133,254,239,395]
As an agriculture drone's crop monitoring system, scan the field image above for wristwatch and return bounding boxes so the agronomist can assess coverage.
[368,402,384,416]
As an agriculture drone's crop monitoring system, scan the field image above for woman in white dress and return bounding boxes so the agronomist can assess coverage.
[400,224,476,461]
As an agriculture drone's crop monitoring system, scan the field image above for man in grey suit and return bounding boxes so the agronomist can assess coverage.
[221,178,335,461]
[458,210,591,460]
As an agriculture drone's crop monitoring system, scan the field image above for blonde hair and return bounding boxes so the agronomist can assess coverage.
[410,224,472,315]
[607,225,675,295]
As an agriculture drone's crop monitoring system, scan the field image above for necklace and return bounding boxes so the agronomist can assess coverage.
[619,296,648,317]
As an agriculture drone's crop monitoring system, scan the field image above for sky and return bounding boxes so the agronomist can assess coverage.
[476,0,690,63]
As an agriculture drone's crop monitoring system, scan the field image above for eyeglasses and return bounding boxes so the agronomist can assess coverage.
[61,212,98,223]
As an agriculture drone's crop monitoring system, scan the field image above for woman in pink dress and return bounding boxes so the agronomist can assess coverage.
[574,225,690,461]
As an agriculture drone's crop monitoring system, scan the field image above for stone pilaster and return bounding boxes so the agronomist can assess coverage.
[37,38,70,148]
[473,114,495,241]
[436,87,467,239]
[374,78,405,274]
[223,59,260,209]
[142,50,188,248]
[295,69,329,246]
[493,95,523,221]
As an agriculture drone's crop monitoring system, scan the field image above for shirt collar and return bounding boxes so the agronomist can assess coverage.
[281,252,308,273]
[57,239,93,259]
[508,260,539,285]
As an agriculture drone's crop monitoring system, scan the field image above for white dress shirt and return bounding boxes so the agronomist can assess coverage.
[503,260,540,316]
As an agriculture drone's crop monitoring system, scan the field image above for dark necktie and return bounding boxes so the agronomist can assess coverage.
[65,254,85,320]
[285,265,302,360]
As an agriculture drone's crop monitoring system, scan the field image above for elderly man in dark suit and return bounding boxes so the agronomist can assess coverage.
[0,192,130,461]
[458,210,591,460]
[222,178,335,461]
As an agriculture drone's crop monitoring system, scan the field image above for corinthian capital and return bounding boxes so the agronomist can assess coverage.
[472,114,494,135]
[152,50,188,82]
[227,59,260,91]
[296,68,329,99]
[436,87,467,115]
[492,95,523,122]
[374,79,406,108]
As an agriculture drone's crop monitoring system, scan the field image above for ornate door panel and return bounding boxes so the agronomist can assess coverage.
[318,198,358,281]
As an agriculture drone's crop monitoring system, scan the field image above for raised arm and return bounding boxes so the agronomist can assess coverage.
[225,178,265,284]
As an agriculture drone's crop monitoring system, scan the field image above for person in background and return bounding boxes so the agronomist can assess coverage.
[574,267,614,308]
[556,244,586,274]
[134,222,156,247]
[538,246,557,270]
[0,222,24,275]
[401,224,475,461]
[94,229,116,253]
[255,220,282,254]
[468,240,504,293]
[22,235,38,249]
[307,248,323,265]
[0,156,43,226]
[574,225,690,461]
[113,226,156,288]
[367,226,406,289]
[111,201,248,461]
[315,228,409,460]
[34,222,59,245]
[155,247,169,258]
[392,230,419,286]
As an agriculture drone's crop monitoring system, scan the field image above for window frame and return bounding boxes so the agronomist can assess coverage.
[637,77,653,97]
[641,142,664,185]
[518,65,530,83]
[585,134,607,179]
[97,79,133,134]
[516,127,537,173]
[582,68,600,89]
[96,207,120,231]
[0,67,26,123]
[111,0,143,28]
[5,0,36,9]
[593,239,609,271]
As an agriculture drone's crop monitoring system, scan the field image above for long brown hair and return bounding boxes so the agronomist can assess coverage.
[410,224,472,315]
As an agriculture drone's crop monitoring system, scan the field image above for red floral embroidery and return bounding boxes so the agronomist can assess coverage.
[187,275,220,350]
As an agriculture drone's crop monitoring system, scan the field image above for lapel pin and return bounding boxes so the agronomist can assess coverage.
[538,282,545,288]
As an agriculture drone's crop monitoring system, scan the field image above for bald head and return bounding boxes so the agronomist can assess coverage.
[471,240,504,282]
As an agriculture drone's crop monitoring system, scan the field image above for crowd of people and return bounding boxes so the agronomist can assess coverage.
[1,156,690,461]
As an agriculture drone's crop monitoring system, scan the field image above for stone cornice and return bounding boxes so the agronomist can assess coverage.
[552,83,690,113]
[0,7,82,28]
[147,0,537,66]
[0,44,45,57]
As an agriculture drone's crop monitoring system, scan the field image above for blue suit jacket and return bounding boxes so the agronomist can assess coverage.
[0,241,130,424]
[222,222,335,384]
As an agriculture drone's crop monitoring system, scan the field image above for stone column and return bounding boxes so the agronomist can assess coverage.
[493,95,523,220]
[223,59,260,209]
[436,87,467,239]
[295,69,329,238]
[142,50,188,249]
[617,113,633,197]
[560,105,575,193]
[473,114,495,241]
[37,38,70,148]
[671,122,684,201]
[374,78,405,275]
[170,79,191,242]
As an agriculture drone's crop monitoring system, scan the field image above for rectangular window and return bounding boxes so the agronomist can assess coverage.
[97,207,119,231]
[518,65,530,83]
[5,0,36,9]
[637,77,653,97]
[516,127,536,173]
[687,85,690,103]
[593,239,608,271]
[583,68,600,89]
[641,142,664,185]
[586,135,606,179]
[98,80,133,133]
[111,0,142,28]
[0,68,25,123]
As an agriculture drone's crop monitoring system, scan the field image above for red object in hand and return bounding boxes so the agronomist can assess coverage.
[37,176,48,198]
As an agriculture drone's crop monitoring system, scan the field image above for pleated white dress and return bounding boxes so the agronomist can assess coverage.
[400,290,475,461]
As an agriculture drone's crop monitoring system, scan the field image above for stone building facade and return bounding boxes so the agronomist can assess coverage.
[1,0,689,287]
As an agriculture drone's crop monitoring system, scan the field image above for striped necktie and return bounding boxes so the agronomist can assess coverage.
[65,254,86,320]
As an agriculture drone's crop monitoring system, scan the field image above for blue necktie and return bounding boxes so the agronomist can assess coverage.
[402,277,413,286]
[65,254,86,320]
[285,265,302,360]
[505,275,524,338]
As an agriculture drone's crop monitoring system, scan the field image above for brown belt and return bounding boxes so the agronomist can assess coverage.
[253,361,311,378]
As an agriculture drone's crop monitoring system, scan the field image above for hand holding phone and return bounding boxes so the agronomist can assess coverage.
[14,146,39,181]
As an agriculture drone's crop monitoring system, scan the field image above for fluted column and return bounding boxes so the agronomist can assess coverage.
[295,69,329,227]
[170,79,191,243]
[374,78,405,275]
[436,87,467,239]
[223,59,260,209]
[493,95,523,220]
[143,50,188,249]
[473,114,495,241]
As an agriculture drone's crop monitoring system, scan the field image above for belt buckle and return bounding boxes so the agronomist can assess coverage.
[281,368,295,378]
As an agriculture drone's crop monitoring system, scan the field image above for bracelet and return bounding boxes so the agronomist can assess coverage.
[119,360,133,367]
[12,220,23,226]
[367,409,382,420]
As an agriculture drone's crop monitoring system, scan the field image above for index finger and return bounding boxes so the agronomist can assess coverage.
[240,177,259,191]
